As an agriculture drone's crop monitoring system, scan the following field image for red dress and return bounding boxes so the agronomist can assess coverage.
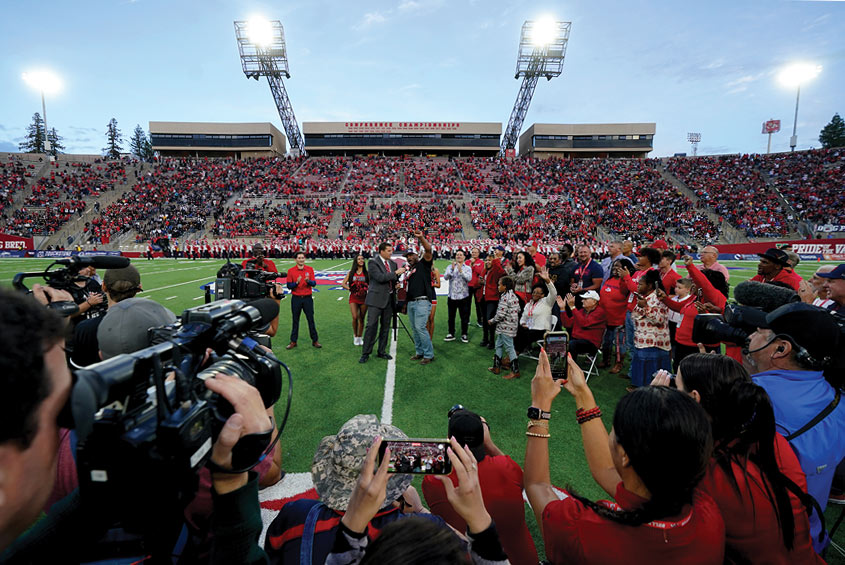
[348,271,368,305]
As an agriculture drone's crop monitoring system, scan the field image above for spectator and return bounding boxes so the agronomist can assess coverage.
[443,250,473,344]
[422,409,539,564]
[751,248,803,292]
[629,270,671,391]
[468,247,486,328]
[514,267,557,355]
[570,245,603,296]
[487,276,520,379]
[817,264,845,314]
[524,351,725,564]
[505,251,536,305]
[600,240,633,285]
[599,259,635,372]
[559,290,607,364]
[698,245,730,282]
[658,250,681,295]
[810,265,836,309]
[481,248,506,349]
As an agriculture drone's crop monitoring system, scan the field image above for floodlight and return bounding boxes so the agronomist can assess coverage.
[22,70,62,95]
[778,63,821,88]
[501,19,571,155]
[531,17,557,47]
[234,19,304,155]
[247,17,274,47]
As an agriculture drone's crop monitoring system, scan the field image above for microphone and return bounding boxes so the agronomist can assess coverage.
[55,255,131,270]
[734,281,799,312]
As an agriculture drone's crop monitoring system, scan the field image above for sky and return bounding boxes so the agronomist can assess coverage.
[1,0,843,157]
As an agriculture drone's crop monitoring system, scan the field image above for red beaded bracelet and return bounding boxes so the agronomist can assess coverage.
[576,406,602,425]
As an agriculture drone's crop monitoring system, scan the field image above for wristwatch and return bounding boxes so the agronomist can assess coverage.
[527,407,551,420]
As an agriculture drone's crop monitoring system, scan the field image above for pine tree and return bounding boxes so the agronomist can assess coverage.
[142,135,155,161]
[18,112,46,153]
[129,124,147,159]
[819,113,845,149]
[104,118,123,159]
[47,128,65,157]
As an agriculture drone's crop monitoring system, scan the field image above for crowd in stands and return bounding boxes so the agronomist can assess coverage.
[0,158,34,215]
[403,158,462,194]
[469,199,597,243]
[343,157,401,196]
[757,148,845,227]
[211,198,334,238]
[666,155,790,238]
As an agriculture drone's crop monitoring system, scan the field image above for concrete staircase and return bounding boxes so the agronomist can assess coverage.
[755,167,803,239]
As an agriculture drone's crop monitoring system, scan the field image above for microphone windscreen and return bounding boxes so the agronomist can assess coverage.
[250,297,280,325]
[734,281,799,312]
[76,255,131,269]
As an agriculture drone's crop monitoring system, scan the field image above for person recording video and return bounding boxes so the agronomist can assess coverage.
[0,289,273,563]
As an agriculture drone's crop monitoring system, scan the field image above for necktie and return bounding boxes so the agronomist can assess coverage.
[385,260,390,273]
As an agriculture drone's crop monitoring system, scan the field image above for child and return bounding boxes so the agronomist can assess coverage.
[630,270,671,391]
[488,276,521,379]
[668,278,694,369]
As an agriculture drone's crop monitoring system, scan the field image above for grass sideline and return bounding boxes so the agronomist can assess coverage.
[2,257,843,561]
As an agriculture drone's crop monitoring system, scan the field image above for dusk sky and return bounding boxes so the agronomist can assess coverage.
[2,0,843,157]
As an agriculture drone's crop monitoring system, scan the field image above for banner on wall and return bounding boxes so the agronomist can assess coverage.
[0,233,33,250]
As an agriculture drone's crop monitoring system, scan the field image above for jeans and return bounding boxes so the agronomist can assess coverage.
[624,311,634,358]
[495,333,516,361]
[484,301,498,344]
[290,295,318,343]
[407,299,434,359]
[630,347,671,387]
[447,296,471,336]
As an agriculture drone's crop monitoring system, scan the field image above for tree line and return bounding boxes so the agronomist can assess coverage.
[18,114,155,160]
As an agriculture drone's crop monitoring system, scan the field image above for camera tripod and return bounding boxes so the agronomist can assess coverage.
[391,294,414,343]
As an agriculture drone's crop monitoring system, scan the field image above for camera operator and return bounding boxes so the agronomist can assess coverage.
[71,264,144,367]
[744,302,845,553]
[0,289,273,563]
[817,264,845,315]
[70,264,106,321]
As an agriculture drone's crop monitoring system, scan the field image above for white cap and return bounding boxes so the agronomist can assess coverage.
[582,290,600,301]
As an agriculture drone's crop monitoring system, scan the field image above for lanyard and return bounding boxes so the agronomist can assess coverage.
[575,258,593,280]
[600,501,693,530]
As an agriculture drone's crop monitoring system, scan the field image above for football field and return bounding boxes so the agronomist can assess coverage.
[2,257,843,560]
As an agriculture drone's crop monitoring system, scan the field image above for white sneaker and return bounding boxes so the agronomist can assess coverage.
[357,337,363,346]
[461,335,469,343]
[444,334,456,342]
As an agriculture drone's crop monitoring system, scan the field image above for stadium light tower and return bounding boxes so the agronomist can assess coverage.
[500,18,571,157]
[778,62,821,152]
[22,69,62,161]
[687,132,701,156]
[234,17,305,155]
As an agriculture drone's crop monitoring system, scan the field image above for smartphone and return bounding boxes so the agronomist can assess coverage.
[544,331,569,381]
[377,439,452,475]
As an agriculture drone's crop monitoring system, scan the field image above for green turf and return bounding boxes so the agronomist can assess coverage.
[2,257,843,562]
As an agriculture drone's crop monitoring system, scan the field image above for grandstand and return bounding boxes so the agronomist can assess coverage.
[1,148,843,251]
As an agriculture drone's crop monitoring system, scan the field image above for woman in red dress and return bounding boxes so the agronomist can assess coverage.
[342,254,369,346]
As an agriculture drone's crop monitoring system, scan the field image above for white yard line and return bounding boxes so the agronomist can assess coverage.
[142,277,211,293]
[380,336,399,426]
[165,296,178,300]
[318,260,351,272]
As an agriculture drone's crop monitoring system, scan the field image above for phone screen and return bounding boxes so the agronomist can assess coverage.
[378,439,452,475]
[544,332,569,381]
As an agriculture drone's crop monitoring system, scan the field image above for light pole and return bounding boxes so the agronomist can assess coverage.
[777,63,821,152]
[22,70,62,161]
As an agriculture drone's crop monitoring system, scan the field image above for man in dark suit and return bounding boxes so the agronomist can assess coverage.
[360,242,407,363]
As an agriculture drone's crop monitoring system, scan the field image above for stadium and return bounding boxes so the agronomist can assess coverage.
[2,3,845,564]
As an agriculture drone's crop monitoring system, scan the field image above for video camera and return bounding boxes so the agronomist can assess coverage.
[65,298,288,541]
[691,303,765,346]
[12,254,129,316]
[210,258,285,302]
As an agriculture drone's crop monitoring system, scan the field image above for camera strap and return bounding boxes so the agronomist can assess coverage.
[785,389,841,442]
[300,502,326,565]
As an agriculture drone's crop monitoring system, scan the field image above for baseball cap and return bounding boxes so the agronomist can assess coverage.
[103,265,142,294]
[494,245,506,252]
[97,297,177,359]
[404,247,419,256]
[817,264,845,280]
[448,409,486,462]
[582,290,601,301]
[311,414,411,511]
[759,303,840,368]
[757,248,790,267]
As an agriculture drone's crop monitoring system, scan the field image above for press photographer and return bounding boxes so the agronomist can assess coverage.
[0,289,282,563]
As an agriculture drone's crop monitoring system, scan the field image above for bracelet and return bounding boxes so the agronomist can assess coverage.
[526,431,551,438]
[576,406,602,425]
[527,420,549,430]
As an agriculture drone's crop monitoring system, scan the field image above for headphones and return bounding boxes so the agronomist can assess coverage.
[775,334,831,369]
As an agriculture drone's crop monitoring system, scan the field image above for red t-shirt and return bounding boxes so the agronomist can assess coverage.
[697,434,823,564]
[664,263,727,347]
[422,455,539,565]
[542,483,725,564]
[242,257,278,273]
[287,264,316,296]
[599,278,629,326]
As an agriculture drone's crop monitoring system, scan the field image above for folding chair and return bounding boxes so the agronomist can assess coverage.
[579,329,606,384]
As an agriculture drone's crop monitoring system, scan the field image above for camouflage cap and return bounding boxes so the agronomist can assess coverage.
[311,414,411,511]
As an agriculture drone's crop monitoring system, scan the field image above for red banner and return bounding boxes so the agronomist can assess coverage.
[762,119,781,134]
[0,233,33,250]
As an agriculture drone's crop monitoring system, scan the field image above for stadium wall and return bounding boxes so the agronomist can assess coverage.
[711,239,845,261]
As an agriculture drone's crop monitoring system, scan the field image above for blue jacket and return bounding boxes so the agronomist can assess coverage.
[752,369,845,552]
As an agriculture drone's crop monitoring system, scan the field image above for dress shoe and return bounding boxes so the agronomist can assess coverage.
[609,362,623,374]
[312,341,322,348]
[359,355,369,364]
[410,354,423,361]
[419,357,433,365]
[286,342,297,350]
[377,353,392,360]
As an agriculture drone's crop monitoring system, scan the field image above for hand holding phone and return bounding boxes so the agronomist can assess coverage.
[378,439,452,475]
[544,331,569,381]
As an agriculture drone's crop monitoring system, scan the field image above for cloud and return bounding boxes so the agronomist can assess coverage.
[725,72,766,94]
[398,0,421,11]
[398,0,444,12]
[355,11,387,30]
[0,141,17,152]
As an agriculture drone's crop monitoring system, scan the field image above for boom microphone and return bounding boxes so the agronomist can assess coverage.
[55,255,131,270]
[733,281,799,312]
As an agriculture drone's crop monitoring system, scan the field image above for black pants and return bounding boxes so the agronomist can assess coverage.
[447,296,471,336]
[515,326,546,354]
[569,338,598,364]
[362,303,392,356]
[290,295,318,343]
[483,301,498,343]
[473,291,484,324]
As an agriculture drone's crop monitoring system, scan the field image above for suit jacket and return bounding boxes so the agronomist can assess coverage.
[366,256,399,309]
